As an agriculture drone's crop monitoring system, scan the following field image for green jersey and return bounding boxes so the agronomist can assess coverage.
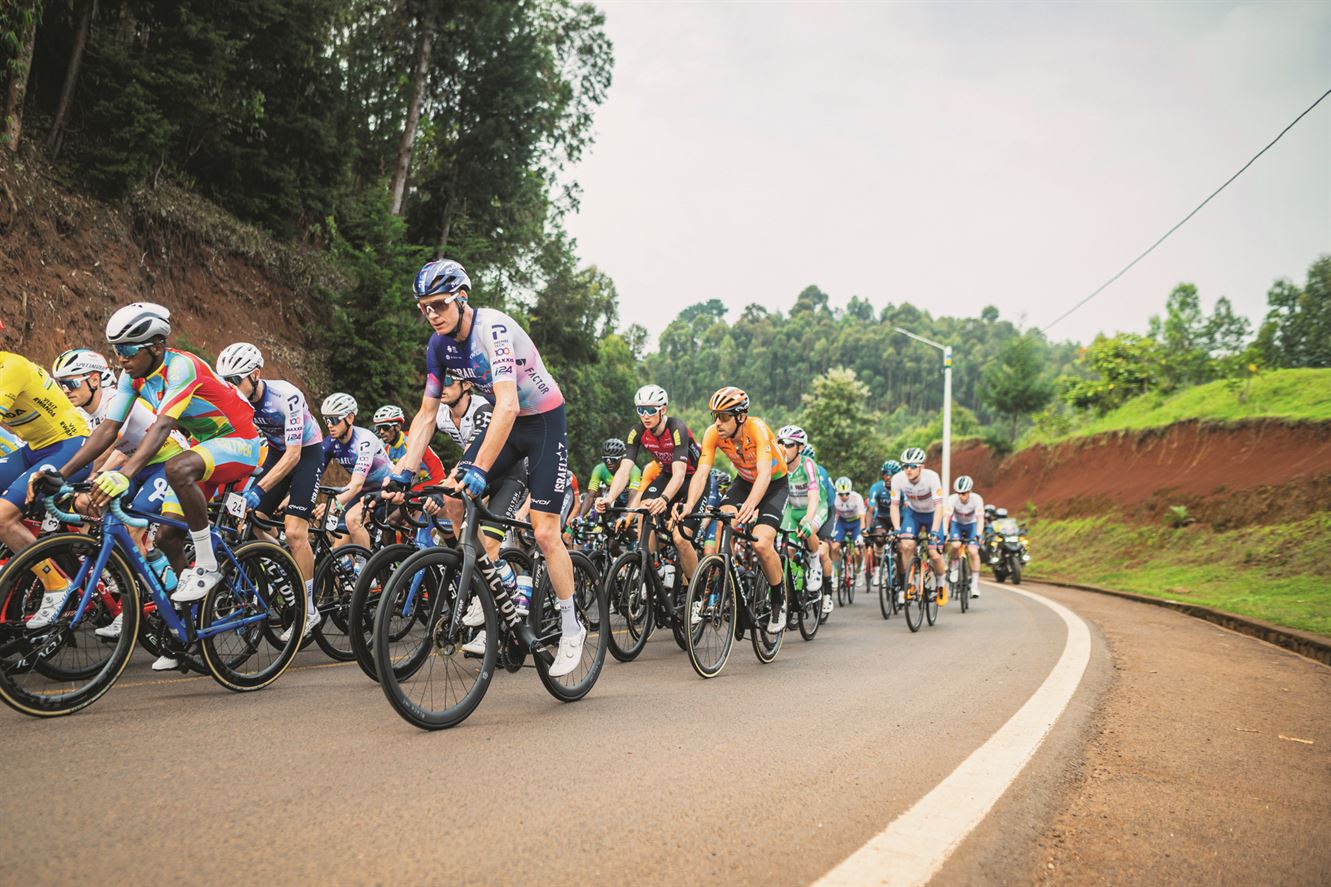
[589,461,640,501]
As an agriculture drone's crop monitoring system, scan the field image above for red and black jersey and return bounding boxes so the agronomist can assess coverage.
[625,415,700,476]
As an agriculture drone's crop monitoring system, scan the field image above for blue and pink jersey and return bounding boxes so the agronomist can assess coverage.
[322,425,392,486]
[424,307,564,416]
[249,378,322,451]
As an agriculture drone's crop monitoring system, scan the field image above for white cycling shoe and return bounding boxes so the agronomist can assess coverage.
[548,624,586,678]
[821,594,834,617]
[95,612,124,639]
[690,599,703,626]
[462,596,484,627]
[807,561,823,592]
[278,608,321,644]
[970,581,981,599]
[25,587,71,630]
[151,655,178,671]
[767,601,787,633]
[171,567,224,603]
[462,630,487,655]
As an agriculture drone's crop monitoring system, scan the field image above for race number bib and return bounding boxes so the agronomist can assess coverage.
[224,493,248,519]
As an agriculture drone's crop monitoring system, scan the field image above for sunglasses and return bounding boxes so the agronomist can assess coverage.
[418,296,461,316]
[635,406,660,417]
[113,343,146,358]
[57,378,85,392]
[323,415,345,427]
[374,423,398,434]
[224,375,246,387]
[837,492,850,497]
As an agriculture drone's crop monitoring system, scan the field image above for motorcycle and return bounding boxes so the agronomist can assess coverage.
[987,517,1030,585]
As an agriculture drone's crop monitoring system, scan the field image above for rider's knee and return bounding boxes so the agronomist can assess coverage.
[284,518,309,546]
[533,520,562,552]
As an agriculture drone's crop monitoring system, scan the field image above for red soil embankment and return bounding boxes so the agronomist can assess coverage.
[938,420,1331,528]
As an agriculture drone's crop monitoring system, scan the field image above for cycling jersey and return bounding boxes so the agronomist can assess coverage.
[424,307,564,416]
[784,454,821,512]
[946,491,985,524]
[834,491,866,521]
[890,468,944,514]
[588,461,640,494]
[625,415,699,475]
[248,378,321,451]
[0,351,90,450]
[109,349,257,443]
[323,425,392,487]
[384,429,445,486]
[79,380,187,463]
[699,417,786,483]
[0,428,21,456]
[867,478,900,515]
[435,391,493,451]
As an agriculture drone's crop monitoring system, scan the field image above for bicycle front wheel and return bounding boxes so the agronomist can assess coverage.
[534,551,609,702]
[605,551,652,662]
[903,557,925,633]
[349,543,417,682]
[684,555,735,678]
[200,541,304,691]
[0,534,140,717]
[311,544,371,662]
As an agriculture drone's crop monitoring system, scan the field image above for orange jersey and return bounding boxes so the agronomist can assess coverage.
[640,458,661,490]
[699,417,787,484]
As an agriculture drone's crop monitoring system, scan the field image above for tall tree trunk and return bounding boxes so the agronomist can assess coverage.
[436,190,455,258]
[389,20,433,216]
[46,0,95,156]
[3,1,42,152]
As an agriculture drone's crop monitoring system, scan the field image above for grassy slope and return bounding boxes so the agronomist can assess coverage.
[1024,368,1331,447]
[1026,515,1331,637]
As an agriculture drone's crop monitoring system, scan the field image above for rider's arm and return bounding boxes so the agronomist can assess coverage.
[338,472,366,508]
[259,445,301,492]
[682,434,714,513]
[471,380,516,473]
[744,428,773,508]
[802,457,819,521]
[601,458,634,506]
[889,498,901,532]
[930,480,944,534]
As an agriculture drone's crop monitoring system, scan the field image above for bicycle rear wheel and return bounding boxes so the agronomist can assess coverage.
[958,558,971,613]
[605,551,652,662]
[311,544,370,662]
[845,553,856,605]
[749,575,783,664]
[684,555,735,678]
[349,543,417,682]
[903,556,925,633]
[924,570,940,627]
[0,535,140,717]
[200,541,304,691]
[534,551,608,702]
[374,547,495,730]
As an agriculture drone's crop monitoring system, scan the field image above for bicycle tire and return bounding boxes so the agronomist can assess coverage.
[309,544,370,662]
[374,547,496,730]
[749,570,783,664]
[534,551,608,702]
[845,552,856,606]
[199,540,304,691]
[958,558,971,613]
[684,554,735,678]
[796,582,820,642]
[349,542,417,682]
[878,561,892,620]
[605,550,652,662]
[924,570,939,627]
[903,557,924,632]
[0,534,141,717]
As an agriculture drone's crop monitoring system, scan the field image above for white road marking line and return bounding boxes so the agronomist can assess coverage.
[813,582,1091,887]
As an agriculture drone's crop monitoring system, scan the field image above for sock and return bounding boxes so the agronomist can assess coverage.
[34,558,70,592]
[770,583,785,610]
[304,578,315,612]
[558,596,579,635]
[190,528,217,572]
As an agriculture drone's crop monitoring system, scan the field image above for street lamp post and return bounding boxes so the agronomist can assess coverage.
[892,328,953,495]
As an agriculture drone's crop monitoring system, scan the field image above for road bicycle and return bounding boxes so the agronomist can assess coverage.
[901,527,941,633]
[947,542,973,614]
[779,527,822,642]
[873,530,900,621]
[602,505,690,661]
[834,540,858,607]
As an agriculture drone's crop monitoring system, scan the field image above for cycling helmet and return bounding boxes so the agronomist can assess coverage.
[105,302,171,344]
[803,443,817,458]
[776,424,807,447]
[320,393,358,419]
[900,447,927,467]
[984,504,997,517]
[994,507,1009,519]
[601,437,626,462]
[835,476,853,494]
[954,475,974,493]
[881,459,901,477]
[373,404,406,426]
[51,348,109,380]
[413,259,471,299]
[708,386,749,415]
[215,342,264,379]
[634,384,668,409]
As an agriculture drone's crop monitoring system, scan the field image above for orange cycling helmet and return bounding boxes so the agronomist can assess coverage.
[708,386,750,415]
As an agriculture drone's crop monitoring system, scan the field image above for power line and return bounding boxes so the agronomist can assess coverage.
[1043,86,1331,333]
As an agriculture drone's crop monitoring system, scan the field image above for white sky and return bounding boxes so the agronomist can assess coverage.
[564,0,1331,345]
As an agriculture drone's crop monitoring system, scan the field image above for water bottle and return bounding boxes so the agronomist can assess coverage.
[514,573,533,615]
[146,548,177,593]
[494,558,518,593]
[791,559,805,591]
[658,561,676,590]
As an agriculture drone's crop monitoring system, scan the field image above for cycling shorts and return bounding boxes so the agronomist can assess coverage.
[481,472,528,541]
[127,463,183,519]
[642,473,703,541]
[721,474,788,531]
[0,437,90,509]
[190,435,265,499]
[256,442,324,521]
[898,507,937,539]
[463,404,567,515]
[949,520,979,544]
[817,508,836,541]
[780,502,828,537]
[832,517,862,543]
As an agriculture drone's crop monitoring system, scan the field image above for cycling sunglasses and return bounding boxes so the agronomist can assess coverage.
[374,423,398,434]
[418,295,462,316]
[635,405,661,417]
[56,377,85,392]
[113,342,147,358]
[322,414,346,427]
[223,375,246,387]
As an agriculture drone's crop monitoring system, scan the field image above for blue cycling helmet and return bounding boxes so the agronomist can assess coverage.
[881,460,901,477]
[414,259,471,299]
[802,442,816,458]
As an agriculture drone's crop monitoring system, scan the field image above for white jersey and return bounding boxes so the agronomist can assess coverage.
[81,374,188,456]
[435,392,494,450]
[891,468,944,514]
[833,491,865,521]
[946,492,984,525]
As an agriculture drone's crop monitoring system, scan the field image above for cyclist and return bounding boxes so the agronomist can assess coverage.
[0,341,92,625]
[680,387,788,632]
[700,468,730,555]
[776,425,829,618]
[318,393,392,550]
[830,476,865,593]
[596,383,702,582]
[866,459,901,588]
[390,258,585,676]
[41,303,263,613]
[215,342,324,636]
[582,438,640,518]
[373,404,446,489]
[889,447,948,605]
[945,475,985,600]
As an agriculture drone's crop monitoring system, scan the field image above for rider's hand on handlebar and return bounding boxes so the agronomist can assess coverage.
[594,495,609,513]
[645,496,668,517]
[28,467,65,504]
[735,501,758,527]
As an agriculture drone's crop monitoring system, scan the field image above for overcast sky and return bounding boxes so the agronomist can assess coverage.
[564,1,1331,346]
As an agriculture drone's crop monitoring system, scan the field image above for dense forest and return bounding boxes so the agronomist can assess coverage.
[3,1,1328,483]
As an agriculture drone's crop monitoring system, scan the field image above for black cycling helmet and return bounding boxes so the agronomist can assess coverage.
[601,438,626,464]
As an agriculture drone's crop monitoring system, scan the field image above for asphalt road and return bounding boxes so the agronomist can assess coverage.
[2,577,1327,886]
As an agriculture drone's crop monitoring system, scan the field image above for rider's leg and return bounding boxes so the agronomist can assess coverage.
[343,500,370,548]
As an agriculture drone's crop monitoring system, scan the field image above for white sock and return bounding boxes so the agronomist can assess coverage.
[304,578,315,612]
[190,528,217,572]
[558,597,579,635]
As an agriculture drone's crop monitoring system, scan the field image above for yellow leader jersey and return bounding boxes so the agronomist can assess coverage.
[0,352,90,451]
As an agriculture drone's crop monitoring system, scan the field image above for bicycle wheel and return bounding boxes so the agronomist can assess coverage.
[199,540,304,691]
[877,558,892,620]
[534,551,608,702]
[750,577,783,664]
[375,547,496,730]
[845,553,856,605]
[605,551,652,662]
[349,543,417,682]
[924,569,939,627]
[797,576,821,641]
[834,558,845,606]
[684,554,735,678]
[903,556,925,633]
[311,544,371,662]
[958,558,971,613]
[0,534,140,717]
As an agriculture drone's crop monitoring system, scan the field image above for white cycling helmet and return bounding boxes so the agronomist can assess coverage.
[634,384,668,409]
[105,302,171,344]
[215,342,264,379]
[954,475,974,493]
[900,447,926,467]
[776,425,807,447]
[52,348,109,380]
[835,476,853,494]
[373,404,405,426]
[321,392,358,419]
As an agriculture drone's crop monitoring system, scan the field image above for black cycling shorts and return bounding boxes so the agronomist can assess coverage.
[642,471,701,539]
[464,404,568,515]
[256,442,324,521]
[720,474,788,530]
[481,471,528,541]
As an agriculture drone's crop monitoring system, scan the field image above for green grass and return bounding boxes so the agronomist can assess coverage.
[1024,514,1331,637]
[1023,368,1331,447]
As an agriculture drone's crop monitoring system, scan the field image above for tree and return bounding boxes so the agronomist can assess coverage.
[982,333,1056,442]
[798,367,886,489]
[1149,283,1211,389]
[1254,255,1331,369]
[388,0,434,216]
[44,0,95,155]
[2,0,42,151]
[1059,333,1165,414]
